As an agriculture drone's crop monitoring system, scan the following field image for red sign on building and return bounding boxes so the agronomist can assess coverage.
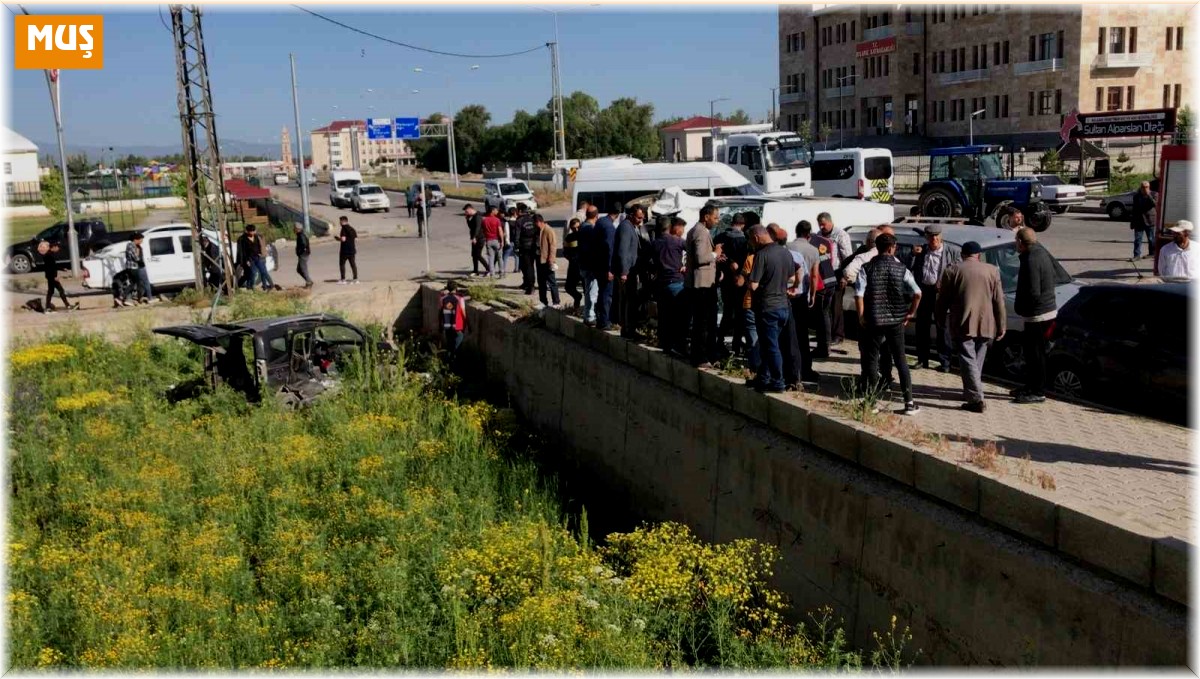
[855,36,897,58]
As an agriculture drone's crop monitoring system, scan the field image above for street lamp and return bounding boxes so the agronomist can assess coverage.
[527,4,599,162]
[769,87,777,129]
[969,108,986,146]
[709,97,730,160]
[835,74,855,149]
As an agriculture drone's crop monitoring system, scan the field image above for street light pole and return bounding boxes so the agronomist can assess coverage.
[770,87,777,129]
[969,108,986,146]
[290,54,311,235]
[709,97,730,160]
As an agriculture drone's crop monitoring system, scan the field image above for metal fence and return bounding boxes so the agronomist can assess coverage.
[3,176,176,206]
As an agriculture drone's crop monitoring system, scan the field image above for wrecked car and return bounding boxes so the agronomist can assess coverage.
[154,313,393,406]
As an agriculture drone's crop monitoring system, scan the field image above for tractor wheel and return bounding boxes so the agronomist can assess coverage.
[995,211,1012,230]
[1027,209,1052,233]
[918,188,961,218]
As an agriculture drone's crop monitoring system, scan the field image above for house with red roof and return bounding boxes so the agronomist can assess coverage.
[658,116,729,162]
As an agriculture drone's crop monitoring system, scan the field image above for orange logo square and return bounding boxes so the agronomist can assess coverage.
[14,15,103,70]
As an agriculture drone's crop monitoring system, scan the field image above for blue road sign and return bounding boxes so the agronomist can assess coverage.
[366,118,394,140]
[395,117,421,140]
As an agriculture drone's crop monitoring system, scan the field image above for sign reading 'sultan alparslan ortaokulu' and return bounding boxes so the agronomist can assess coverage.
[1068,108,1178,139]
[855,37,896,58]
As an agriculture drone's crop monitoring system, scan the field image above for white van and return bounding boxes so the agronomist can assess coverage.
[329,170,364,208]
[572,161,762,214]
[648,186,894,238]
[811,148,894,203]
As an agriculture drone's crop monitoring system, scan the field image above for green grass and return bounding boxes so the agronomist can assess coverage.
[6,298,913,670]
[6,209,154,244]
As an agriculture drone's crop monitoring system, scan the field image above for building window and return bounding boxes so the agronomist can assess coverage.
[1058,30,1065,59]
[1028,35,1036,61]
[2,162,10,176]
[1003,40,1010,63]
[1175,84,1182,108]
[1109,27,1126,54]
[1129,27,1138,53]
[1178,26,1185,49]
[1028,91,1035,116]
[981,43,988,68]
[1002,95,1009,117]
[851,109,856,128]
[992,95,1000,118]
[993,42,1000,65]
[940,50,947,72]
[1038,32,1056,60]
[801,31,806,50]
[1055,89,1063,114]
[1167,27,1175,50]
[913,52,920,75]
[1125,86,1135,109]
[801,73,806,93]
[785,35,791,53]
[972,45,979,70]
[951,49,958,72]
[1164,84,1172,107]
[939,100,945,122]
[959,47,966,71]
[1107,86,1123,111]
[884,55,889,76]
[851,20,856,40]
[1098,26,1106,55]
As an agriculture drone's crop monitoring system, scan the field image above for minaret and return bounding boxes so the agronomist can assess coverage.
[281,126,294,171]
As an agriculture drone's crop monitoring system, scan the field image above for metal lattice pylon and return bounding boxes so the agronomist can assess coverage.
[171,5,235,293]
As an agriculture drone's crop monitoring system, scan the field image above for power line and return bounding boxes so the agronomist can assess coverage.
[291,5,547,59]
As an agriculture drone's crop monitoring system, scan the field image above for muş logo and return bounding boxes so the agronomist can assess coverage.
[14,15,104,69]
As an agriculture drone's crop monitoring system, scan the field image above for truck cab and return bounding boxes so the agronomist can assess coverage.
[715,130,814,197]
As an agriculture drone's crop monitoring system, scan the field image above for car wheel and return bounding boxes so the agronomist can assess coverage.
[385,207,390,213]
[9,252,33,274]
[994,337,1025,380]
[919,188,962,218]
[1049,360,1087,399]
[1107,202,1127,221]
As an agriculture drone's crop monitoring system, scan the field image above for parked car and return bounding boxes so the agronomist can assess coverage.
[1033,174,1087,214]
[427,183,447,207]
[484,179,538,213]
[1101,178,1159,221]
[350,184,390,213]
[843,220,1080,378]
[5,218,135,274]
[273,172,290,186]
[1046,282,1188,421]
[80,223,277,294]
[153,313,394,406]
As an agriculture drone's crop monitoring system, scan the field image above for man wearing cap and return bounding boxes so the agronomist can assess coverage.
[1158,220,1196,280]
[909,224,960,372]
[936,241,1006,413]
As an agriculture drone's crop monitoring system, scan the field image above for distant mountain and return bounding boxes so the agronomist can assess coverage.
[31,139,279,161]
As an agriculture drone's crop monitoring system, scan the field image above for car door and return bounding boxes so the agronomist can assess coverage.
[145,234,180,286]
[1082,291,1147,395]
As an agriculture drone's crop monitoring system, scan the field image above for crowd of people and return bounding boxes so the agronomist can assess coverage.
[477,198,1081,415]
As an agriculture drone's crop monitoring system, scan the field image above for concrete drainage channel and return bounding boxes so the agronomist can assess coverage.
[417,282,1186,667]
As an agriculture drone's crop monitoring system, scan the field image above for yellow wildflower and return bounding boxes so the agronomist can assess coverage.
[11,343,76,369]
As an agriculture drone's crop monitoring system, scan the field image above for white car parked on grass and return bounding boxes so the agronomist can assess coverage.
[351,184,391,213]
[1033,174,1087,214]
[81,224,276,293]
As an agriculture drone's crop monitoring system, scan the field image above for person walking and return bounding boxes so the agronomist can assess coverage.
[578,208,600,325]
[936,241,1006,413]
[612,205,646,339]
[839,227,894,390]
[252,228,275,291]
[650,216,688,357]
[563,217,583,307]
[126,232,151,303]
[337,216,359,284]
[910,224,959,372]
[1131,180,1158,260]
[464,204,486,277]
[480,205,503,278]
[715,213,750,354]
[236,226,257,289]
[515,203,539,295]
[817,212,852,344]
[593,202,620,329]
[856,233,922,415]
[802,220,836,358]
[685,203,721,366]
[294,223,313,288]
[414,191,427,238]
[747,224,795,393]
[40,242,76,312]
[406,185,416,218]
[1013,227,1057,404]
[1158,220,1196,279]
[535,213,561,307]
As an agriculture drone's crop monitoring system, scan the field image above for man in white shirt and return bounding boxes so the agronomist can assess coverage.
[1158,220,1196,280]
[817,212,853,345]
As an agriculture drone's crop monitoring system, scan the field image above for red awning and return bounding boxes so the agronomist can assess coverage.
[224,179,271,200]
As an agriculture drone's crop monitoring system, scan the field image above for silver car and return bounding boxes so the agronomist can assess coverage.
[1102,179,1158,221]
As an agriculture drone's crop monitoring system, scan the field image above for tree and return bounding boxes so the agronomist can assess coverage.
[1174,106,1192,144]
[453,104,492,173]
[560,91,601,159]
[41,169,66,221]
[595,97,658,160]
[66,152,90,176]
[408,113,447,171]
[1038,148,1065,175]
[726,108,752,125]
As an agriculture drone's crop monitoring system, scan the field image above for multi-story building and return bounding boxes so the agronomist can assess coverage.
[778,5,1191,148]
[309,120,416,172]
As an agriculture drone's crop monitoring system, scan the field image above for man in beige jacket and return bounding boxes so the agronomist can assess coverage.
[685,204,722,366]
[935,240,1006,413]
[535,213,561,307]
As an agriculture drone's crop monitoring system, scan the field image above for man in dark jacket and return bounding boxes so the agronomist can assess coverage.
[592,202,620,329]
[855,233,922,415]
[338,216,359,284]
[293,223,313,288]
[1013,227,1058,404]
[464,204,485,276]
[237,226,262,290]
[612,205,646,339]
[1131,180,1157,260]
[514,203,539,295]
[714,213,750,353]
[909,224,961,372]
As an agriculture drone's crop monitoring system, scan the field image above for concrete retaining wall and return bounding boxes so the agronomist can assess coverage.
[418,283,1187,666]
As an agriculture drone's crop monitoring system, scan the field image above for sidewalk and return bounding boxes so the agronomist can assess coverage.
[803,340,1191,542]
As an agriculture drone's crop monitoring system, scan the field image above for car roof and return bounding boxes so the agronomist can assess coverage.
[1076,282,1192,297]
[230,313,349,333]
[845,223,1017,247]
[143,223,193,235]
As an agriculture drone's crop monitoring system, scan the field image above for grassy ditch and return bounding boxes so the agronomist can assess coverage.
[7,296,912,670]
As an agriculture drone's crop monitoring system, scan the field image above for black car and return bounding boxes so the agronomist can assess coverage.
[154,313,394,406]
[5,218,135,274]
[1047,283,1189,421]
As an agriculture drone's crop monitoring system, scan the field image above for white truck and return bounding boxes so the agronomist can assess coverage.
[711,125,814,198]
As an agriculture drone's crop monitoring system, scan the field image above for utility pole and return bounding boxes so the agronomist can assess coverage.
[709,97,730,160]
[548,41,566,162]
[289,54,311,235]
[770,87,778,129]
[19,6,80,277]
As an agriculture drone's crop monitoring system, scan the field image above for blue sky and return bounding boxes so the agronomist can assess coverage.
[6,5,778,149]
